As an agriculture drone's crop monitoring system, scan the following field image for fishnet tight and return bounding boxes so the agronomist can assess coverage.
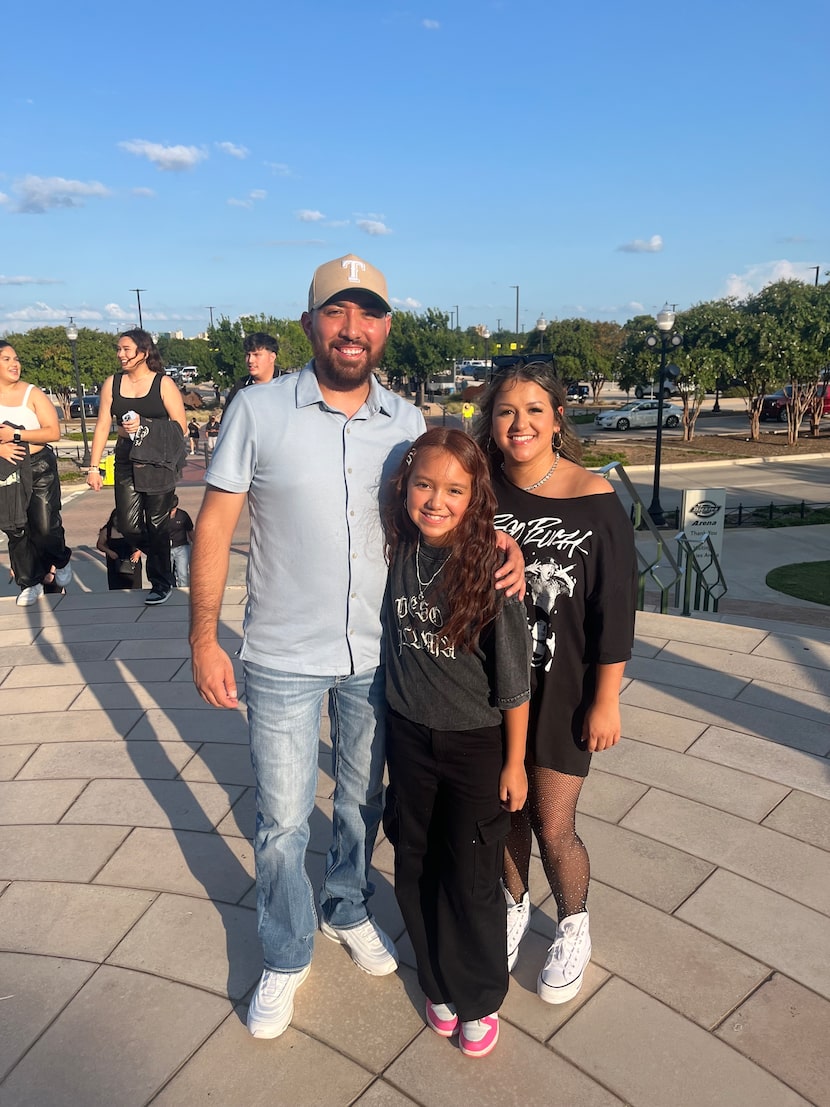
[503,765,589,920]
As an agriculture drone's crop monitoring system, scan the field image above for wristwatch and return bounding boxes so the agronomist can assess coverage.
[12,432,22,444]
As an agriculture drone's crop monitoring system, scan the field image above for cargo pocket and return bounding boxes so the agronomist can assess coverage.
[472,808,512,896]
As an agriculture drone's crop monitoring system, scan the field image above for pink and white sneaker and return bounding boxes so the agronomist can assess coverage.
[459,1013,499,1058]
[425,1000,458,1037]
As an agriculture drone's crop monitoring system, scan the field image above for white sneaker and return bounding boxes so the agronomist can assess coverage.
[54,563,72,588]
[504,886,530,971]
[246,965,311,1039]
[17,584,44,607]
[320,917,398,976]
[538,911,591,1004]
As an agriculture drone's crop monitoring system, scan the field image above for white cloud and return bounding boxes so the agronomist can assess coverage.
[228,190,267,209]
[392,296,422,309]
[216,141,249,159]
[0,275,62,286]
[422,19,440,29]
[0,192,9,206]
[617,234,663,254]
[3,302,103,322]
[132,187,156,198]
[104,302,134,320]
[12,176,111,214]
[357,219,392,236]
[118,139,207,171]
[265,162,292,177]
[297,209,325,222]
[723,259,823,299]
[325,219,351,228]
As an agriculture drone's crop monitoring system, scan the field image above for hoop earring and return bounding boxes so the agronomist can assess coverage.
[552,430,563,450]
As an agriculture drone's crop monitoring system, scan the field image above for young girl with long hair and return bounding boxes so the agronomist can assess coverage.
[382,427,531,1059]
[475,361,636,1006]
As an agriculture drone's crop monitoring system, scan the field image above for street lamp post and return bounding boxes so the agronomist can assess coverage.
[65,318,91,466]
[510,286,519,336]
[536,313,548,354]
[712,374,721,413]
[129,289,145,329]
[645,308,683,526]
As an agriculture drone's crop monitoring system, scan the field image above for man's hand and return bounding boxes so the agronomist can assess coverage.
[192,641,239,709]
[494,531,526,599]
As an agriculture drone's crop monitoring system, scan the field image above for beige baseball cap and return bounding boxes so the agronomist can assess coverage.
[307,253,391,312]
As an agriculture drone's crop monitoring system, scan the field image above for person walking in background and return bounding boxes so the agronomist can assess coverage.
[188,418,201,455]
[189,253,526,1042]
[0,341,72,606]
[85,328,187,606]
[381,428,531,1059]
[204,413,220,454]
[96,508,143,590]
[461,400,475,431]
[222,332,280,417]
[475,360,636,1005]
[168,494,194,586]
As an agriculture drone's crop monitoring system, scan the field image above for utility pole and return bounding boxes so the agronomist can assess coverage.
[206,306,215,328]
[129,289,146,329]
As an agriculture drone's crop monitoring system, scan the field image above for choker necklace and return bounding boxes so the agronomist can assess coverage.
[503,451,560,492]
[415,536,452,601]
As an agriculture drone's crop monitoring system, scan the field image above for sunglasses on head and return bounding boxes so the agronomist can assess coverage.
[491,353,555,375]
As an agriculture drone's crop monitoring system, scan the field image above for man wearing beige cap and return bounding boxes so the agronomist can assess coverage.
[189,254,426,1038]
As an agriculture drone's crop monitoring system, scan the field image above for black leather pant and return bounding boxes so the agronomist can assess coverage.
[114,455,174,594]
[4,447,71,589]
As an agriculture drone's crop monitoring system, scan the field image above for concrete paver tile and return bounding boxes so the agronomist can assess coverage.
[625,654,750,697]
[579,813,715,911]
[751,633,830,672]
[0,824,128,882]
[0,881,155,961]
[762,789,830,850]
[619,703,707,751]
[0,628,39,648]
[620,682,830,755]
[71,682,214,711]
[715,973,830,1107]
[635,610,768,652]
[386,1018,624,1107]
[37,621,182,643]
[153,1018,372,1107]
[107,892,261,1001]
[109,638,192,659]
[0,743,35,779]
[0,685,81,714]
[0,640,118,666]
[502,927,610,1041]
[1,658,183,687]
[621,789,830,915]
[657,638,830,694]
[124,706,249,744]
[60,778,244,831]
[0,965,231,1107]
[552,976,810,1107]
[94,827,254,904]
[677,868,830,998]
[292,947,423,1072]
[0,710,144,745]
[0,953,95,1082]
[18,740,193,780]
[0,779,86,823]
[601,736,788,819]
[632,635,664,658]
[584,882,768,1027]
[178,742,256,787]
[689,727,830,800]
[737,677,830,727]
[353,1082,421,1106]
[576,766,648,822]
[215,786,255,838]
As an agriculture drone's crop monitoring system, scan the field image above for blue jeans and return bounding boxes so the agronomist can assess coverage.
[244,661,387,972]
[171,543,191,586]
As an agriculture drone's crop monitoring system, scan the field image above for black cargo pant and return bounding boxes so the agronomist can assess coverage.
[4,448,71,589]
[114,455,174,595]
[383,709,510,1022]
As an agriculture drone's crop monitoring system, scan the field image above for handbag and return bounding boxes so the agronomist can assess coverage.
[118,558,137,576]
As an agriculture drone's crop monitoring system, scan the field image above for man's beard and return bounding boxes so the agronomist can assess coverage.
[312,341,385,391]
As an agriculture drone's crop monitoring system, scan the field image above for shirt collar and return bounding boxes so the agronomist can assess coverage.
[296,361,392,417]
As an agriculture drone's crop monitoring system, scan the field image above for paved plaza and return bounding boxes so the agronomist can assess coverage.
[0,462,828,1105]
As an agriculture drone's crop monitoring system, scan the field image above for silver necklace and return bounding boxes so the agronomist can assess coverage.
[415,536,452,600]
[503,451,560,492]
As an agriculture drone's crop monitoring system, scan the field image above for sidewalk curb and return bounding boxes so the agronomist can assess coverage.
[621,452,830,477]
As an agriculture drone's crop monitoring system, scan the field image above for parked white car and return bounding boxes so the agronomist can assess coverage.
[594,400,681,431]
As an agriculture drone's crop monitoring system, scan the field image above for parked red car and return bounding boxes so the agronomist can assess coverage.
[760,385,830,422]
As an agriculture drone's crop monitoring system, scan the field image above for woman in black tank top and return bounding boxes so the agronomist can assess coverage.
[85,329,187,604]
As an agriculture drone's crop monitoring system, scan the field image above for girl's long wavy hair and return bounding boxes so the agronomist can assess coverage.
[119,328,164,375]
[383,427,500,652]
[472,361,583,468]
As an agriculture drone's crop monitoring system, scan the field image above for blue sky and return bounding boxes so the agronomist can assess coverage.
[2,0,827,338]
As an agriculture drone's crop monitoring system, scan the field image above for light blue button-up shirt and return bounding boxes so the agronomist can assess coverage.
[207,363,426,675]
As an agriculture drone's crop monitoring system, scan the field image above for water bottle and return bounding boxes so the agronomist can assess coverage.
[123,410,138,440]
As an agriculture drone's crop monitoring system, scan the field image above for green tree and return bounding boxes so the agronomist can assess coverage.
[207,318,245,389]
[673,301,735,440]
[384,309,462,405]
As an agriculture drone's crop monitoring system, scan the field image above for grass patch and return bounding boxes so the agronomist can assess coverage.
[582,449,628,468]
[766,562,830,606]
[758,506,830,528]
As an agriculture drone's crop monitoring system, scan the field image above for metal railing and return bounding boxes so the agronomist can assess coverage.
[673,533,728,615]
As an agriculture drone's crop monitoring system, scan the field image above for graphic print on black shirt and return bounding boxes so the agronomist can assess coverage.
[494,510,593,673]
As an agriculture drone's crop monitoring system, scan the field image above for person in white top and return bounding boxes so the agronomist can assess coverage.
[0,341,72,606]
